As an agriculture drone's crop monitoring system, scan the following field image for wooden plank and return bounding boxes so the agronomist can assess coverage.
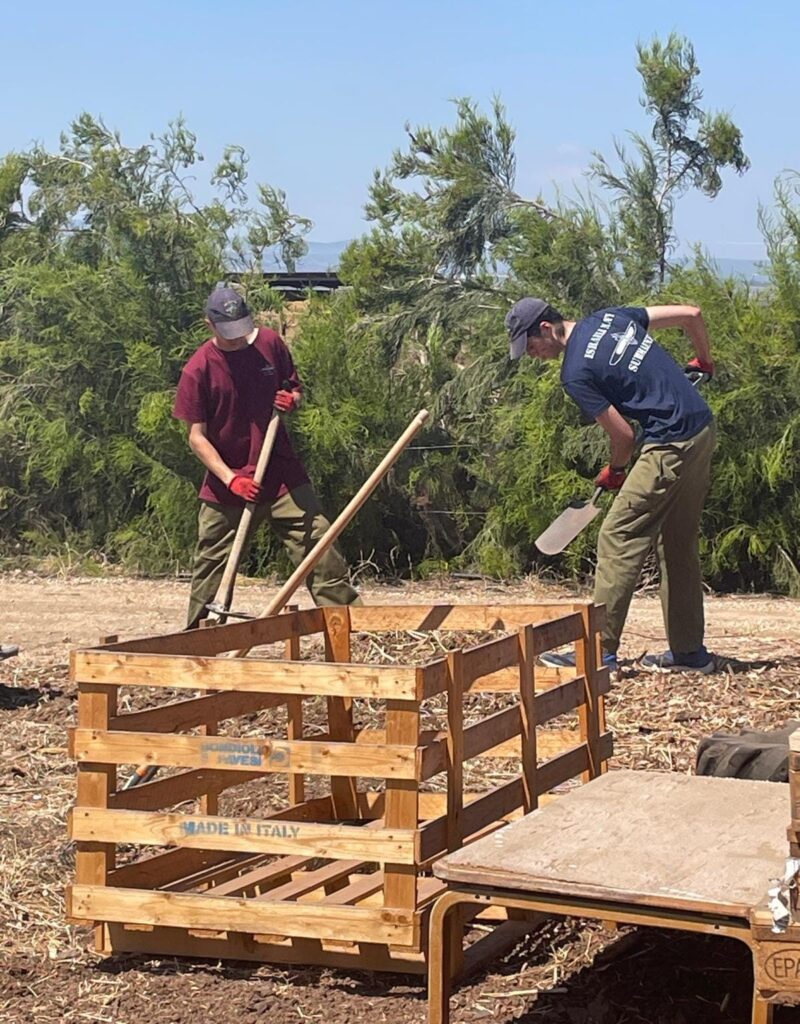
[530,613,585,656]
[285,606,305,805]
[536,672,611,724]
[350,604,585,632]
[109,691,287,733]
[575,604,602,781]
[469,665,572,693]
[520,624,538,813]
[108,849,235,889]
[69,808,419,863]
[476,728,581,760]
[97,608,325,656]
[265,860,364,903]
[420,778,524,863]
[104,923,428,972]
[446,650,464,853]
[163,854,271,892]
[73,651,418,700]
[323,607,359,819]
[70,884,416,945]
[205,857,311,897]
[319,872,384,906]
[108,767,265,811]
[461,634,518,685]
[71,729,419,780]
[383,690,421,911]
[535,733,613,795]
[421,658,449,698]
[72,672,117,940]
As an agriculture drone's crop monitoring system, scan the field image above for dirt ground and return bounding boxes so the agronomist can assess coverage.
[2,571,800,1024]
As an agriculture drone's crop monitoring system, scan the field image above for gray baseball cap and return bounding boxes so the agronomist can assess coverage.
[505,297,549,359]
[205,286,255,340]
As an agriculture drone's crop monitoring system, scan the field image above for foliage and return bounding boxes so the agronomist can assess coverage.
[592,33,749,288]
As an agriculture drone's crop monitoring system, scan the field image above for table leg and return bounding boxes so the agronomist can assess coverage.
[751,990,774,1024]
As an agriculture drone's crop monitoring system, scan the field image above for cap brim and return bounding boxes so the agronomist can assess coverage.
[213,315,255,340]
[509,330,528,360]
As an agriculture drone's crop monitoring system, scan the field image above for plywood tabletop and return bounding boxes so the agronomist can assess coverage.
[433,771,788,917]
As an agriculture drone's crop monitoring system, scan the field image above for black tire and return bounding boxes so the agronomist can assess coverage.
[695,722,799,783]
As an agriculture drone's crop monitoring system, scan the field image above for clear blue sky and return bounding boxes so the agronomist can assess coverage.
[4,0,798,259]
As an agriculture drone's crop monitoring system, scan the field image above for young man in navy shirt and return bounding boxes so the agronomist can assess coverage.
[506,297,716,673]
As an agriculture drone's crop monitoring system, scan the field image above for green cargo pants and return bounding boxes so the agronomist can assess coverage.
[594,421,715,656]
[186,482,361,629]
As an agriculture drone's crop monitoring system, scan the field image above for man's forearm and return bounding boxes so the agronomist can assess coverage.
[684,310,713,364]
[609,433,636,468]
[190,434,235,487]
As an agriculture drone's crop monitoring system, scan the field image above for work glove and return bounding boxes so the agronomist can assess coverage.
[274,389,298,413]
[686,356,714,379]
[594,465,627,491]
[229,475,262,502]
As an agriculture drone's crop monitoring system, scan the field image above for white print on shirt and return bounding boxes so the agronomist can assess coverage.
[628,333,654,372]
[584,311,615,360]
[608,321,638,366]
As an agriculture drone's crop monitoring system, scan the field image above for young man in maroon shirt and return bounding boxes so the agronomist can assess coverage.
[174,287,360,628]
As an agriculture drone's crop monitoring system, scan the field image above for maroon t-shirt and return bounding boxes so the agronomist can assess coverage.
[173,328,310,506]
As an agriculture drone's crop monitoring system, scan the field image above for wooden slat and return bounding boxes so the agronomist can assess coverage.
[383,690,420,911]
[108,849,235,889]
[520,624,538,813]
[266,860,364,903]
[97,608,325,656]
[73,652,418,699]
[421,658,448,698]
[576,604,602,782]
[108,768,265,811]
[109,691,287,733]
[104,923,427,973]
[420,778,525,862]
[537,672,611,724]
[318,872,384,906]
[69,808,419,863]
[349,604,586,632]
[477,728,581,760]
[323,607,359,819]
[285,606,305,805]
[163,854,271,892]
[69,884,417,945]
[535,733,613,794]
[446,650,464,852]
[530,613,585,656]
[461,634,518,685]
[71,729,418,780]
[206,857,311,897]
[469,665,570,693]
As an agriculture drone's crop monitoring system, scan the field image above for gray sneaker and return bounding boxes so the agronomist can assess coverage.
[0,644,19,661]
[640,648,715,674]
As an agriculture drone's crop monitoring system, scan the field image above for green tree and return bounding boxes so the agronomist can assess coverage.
[593,33,749,288]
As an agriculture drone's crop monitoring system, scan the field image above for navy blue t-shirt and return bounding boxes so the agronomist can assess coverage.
[560,307,712,444]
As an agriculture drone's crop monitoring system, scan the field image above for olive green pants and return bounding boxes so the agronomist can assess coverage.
[594,422,715,656]
[186,483,361,629]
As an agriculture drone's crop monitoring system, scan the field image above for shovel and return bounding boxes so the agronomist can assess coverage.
[535,487,604,555]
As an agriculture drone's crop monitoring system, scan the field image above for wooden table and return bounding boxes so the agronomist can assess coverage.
[429,770,790,1024]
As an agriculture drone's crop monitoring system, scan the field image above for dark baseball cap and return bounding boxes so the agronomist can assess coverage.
[205,286,255,340]
[505,297,549,359]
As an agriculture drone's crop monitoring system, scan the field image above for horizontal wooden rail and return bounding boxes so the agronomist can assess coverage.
[536,733,613,793]
[108,767,265,811]
[94,608,326,657]
[350,604,590,633]
[109,691,288,734]
[68,884,417,946]
[530,613,585,656]
[461,634,519,685]
[71,728,419,780]
[70,807,419,863]
[420,778,524,862]
[73,653,419,699]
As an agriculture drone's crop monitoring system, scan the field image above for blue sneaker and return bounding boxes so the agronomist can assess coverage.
[640,647,715,674]
[539,650,617,673]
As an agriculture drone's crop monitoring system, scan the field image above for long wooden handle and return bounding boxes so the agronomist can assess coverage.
[209,411,281,617]
[230,408,430,658]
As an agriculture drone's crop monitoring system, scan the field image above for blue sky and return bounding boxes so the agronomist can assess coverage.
[4,0,798,259]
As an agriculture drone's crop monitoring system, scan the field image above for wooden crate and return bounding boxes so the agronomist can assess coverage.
[67,601,611,973]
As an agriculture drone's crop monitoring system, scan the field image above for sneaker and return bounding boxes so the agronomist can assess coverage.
[539,650,618,673]
[0,644,19,661]
[640,647,715,674]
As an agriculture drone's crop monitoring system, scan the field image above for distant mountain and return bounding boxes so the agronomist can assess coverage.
[705,256,770,286]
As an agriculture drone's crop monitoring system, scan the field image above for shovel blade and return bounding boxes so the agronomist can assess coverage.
[535,501,601,555]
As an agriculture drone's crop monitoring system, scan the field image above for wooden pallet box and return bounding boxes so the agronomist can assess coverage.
[67,601,610,973]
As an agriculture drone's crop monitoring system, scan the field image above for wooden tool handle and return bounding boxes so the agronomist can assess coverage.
[229,408,430,658]
[209,410,281,617]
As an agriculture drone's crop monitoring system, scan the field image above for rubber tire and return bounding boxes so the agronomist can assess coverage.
[695,721,799,783]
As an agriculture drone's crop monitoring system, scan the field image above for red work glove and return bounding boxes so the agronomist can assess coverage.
[595,465,627,491]
[686,356,714,378]
[229,475,262,502]
[274,390,298,413]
